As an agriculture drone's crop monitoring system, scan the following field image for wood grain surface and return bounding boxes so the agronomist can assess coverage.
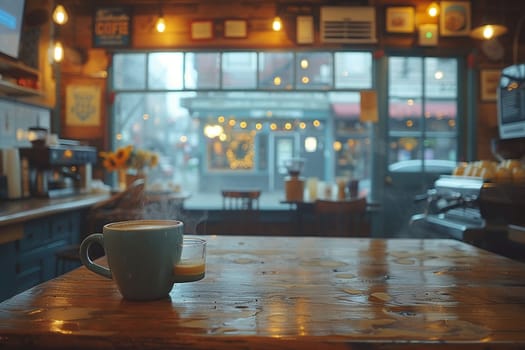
[1,236,525,350]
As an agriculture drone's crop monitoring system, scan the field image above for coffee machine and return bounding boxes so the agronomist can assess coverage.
[20,143,97,198]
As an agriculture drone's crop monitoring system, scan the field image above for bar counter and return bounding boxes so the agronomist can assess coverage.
[0,193,110,227]
[1,236,525,349]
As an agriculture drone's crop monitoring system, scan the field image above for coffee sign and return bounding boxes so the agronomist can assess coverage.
[93,6,131,48]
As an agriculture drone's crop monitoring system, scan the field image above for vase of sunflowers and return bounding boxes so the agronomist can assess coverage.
[99,145,159,190]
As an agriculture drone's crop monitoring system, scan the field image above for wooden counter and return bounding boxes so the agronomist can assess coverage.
[1,236,525,349]
[0,193,110,227]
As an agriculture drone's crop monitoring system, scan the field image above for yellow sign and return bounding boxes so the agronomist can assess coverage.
[66,85,101,126]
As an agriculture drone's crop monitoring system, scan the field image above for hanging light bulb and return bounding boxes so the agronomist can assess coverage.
[272,16,282,31]
[53,41,64,62]
[156,16,166,33]
[52,4,69,25]
[427,2,440,17]
[471,23,508,40]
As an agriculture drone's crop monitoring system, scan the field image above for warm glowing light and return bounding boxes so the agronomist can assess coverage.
[116,133,123,141]
[52,5,69,25]
[240,121,248,129]
[471,24,508,40]
[218,116,225,123]
[406,120,414,128]
[299,122,306,129]
[143,114,150,120]
[228,119,236,126]
[448,120,456,128]
[219,133,227,141]
[284,122,292,130]
[272,16,282,31]
[270,123,278,130]
[53,41,64,62]
[156,17,166,33]
[313,120,320,127]
[305,137,317,152]
[180,135,188,142]
[427,2,440,17]
[300,59,309,69]
[483,25,494,39]
[273,76,282,86]
[434,71,444,80]
[333,141,342,152]
[301,76,310,84]
[407,99,414,106]
[63,149,73,159]
[204,124,224,138]
[255,123,262,130]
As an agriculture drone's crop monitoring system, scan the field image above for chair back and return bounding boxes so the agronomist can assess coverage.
[87,179,146,232]
[314,197,370,237]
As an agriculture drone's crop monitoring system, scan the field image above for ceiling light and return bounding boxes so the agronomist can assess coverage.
[52,4,68,25]
[471,24,508,40]
[156,16,166,33]
[272,16,282,31]
[53,41,64,62]
[427,2,440,17]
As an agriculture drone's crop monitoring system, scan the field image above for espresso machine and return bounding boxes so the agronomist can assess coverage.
[20,143,97,198]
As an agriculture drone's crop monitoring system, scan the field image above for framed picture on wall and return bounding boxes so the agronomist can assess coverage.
[440,1,471,36]
[385,6,415,34]
[191,21,213,40]
[224,20,247,38]
[66,85,102,127]
[480,69,501,102]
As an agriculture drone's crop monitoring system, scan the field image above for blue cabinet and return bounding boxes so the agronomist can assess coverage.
[0,210,85,302]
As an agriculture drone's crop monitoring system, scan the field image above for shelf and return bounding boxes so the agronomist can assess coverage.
[0,57,39,78]
[0,80,42,97]
[0,56,41,97]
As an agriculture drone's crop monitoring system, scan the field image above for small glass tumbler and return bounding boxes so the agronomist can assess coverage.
[173,237,207,283]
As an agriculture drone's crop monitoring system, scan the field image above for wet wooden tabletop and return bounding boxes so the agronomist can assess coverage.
[1,236,525,350]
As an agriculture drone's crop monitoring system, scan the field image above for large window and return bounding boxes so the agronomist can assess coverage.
[109,51,375,192]
[387,57,458,171]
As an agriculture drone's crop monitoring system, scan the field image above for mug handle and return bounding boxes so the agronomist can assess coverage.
[79,233,112,279]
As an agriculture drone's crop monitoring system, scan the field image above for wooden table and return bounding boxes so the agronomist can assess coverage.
[1,236,525,349]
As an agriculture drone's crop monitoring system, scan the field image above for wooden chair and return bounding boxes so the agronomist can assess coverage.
[55,179,146,275]
[313,197,370,237]
[202,189,262,235]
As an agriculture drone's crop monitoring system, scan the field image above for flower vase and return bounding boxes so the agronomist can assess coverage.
[118,169,128,191]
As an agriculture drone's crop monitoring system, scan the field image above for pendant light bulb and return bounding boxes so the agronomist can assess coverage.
[427,2,440,17]
[52,4,69,25]
[272,16,282,31]
[156,16,166,33]
[53,41,64,62]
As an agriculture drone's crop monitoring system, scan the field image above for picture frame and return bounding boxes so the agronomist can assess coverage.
[224,20,247,38]
[65,84,102,127]
[385,6,415,34]
[440,1,471,36]
[191,20,213,40]
[480,69,501,102]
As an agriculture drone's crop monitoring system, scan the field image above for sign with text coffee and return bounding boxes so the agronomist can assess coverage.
[93,7,131,48]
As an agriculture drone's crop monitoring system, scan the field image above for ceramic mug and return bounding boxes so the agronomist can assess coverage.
[79,219,205,301]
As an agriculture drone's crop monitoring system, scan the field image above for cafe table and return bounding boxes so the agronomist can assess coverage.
[1,236,525,350]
